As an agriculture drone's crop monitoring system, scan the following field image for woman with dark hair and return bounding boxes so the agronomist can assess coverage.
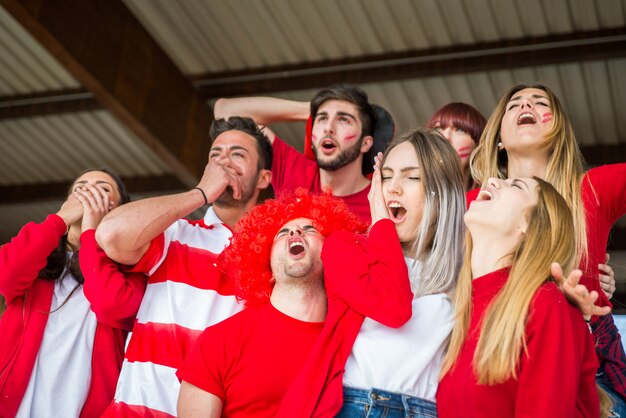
[0,169,146,418]
[438,177,602,417]
[427,102,487,190]
[469,84,626,413]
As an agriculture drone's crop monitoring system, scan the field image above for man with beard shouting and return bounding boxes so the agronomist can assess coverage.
[95,117,272,417]
[214,84,394,223]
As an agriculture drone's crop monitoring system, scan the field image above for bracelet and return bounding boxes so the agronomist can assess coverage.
[194,187,208,206]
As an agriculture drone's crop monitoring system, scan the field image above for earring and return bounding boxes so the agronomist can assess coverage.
[498,142,503,149]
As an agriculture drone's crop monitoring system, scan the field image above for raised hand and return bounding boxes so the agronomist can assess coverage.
[74,184,114,232]
[599,253,616,300]
[551,262,611,320]
[196,156,244,204]
[56,191,84,229]
[368,152,389,225]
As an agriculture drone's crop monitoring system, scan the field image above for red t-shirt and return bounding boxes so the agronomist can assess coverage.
[437,269,599,418]
[272,137,371,223]
[177,303,323,417]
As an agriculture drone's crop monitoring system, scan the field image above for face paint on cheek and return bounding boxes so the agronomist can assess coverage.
[541,112,553,124]
[343,134,357,141]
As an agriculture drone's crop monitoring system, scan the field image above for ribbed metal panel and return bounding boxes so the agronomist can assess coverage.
[0,110,171,185]
[124,0,626,75]
[0,6,80,95]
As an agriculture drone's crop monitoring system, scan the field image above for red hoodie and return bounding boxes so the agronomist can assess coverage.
[0,214,146,418]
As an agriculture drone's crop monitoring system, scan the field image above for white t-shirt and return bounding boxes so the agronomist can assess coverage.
[342,258,454,401]
[17,272,97,418]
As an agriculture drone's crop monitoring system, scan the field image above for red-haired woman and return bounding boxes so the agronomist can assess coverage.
[427,102,486,190]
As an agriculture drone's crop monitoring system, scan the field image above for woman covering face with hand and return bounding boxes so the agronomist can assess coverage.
[0,169,146,418]
[277,129,466,417]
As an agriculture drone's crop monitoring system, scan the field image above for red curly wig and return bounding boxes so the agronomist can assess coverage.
[219,188,367,307]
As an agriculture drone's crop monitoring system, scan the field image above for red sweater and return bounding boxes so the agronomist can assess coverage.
[0,215,146,418]
[466,163,626,397]
[437,269,599,418]
[466,163,626,309]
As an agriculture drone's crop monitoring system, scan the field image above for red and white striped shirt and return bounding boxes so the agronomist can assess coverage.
[103,208,242,417]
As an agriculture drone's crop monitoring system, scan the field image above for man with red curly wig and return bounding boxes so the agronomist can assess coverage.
[176,188,366,417]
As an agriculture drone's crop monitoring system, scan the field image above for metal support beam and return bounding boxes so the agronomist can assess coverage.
[1,0,214,186]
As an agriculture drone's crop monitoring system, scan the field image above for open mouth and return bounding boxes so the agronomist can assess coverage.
[517,112,536,125]
[476,190,494,201]
[320,139,337,153]
[289,241,305,255]
[388,201,407,221]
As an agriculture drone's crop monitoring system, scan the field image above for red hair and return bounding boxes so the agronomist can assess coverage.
[219,188,367,307]
[427,102,486,143]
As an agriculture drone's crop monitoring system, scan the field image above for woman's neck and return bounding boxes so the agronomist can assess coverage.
[66,224,81,249]
[470,234,514,278]
[506,152,548,180]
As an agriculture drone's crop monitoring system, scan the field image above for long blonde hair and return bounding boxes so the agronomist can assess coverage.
[442,178,577,383]
[380,129,466,297]
[470,84,588,268]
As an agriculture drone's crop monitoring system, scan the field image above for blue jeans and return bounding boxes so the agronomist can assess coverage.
[336,387,437,418]
[598,381,626,418]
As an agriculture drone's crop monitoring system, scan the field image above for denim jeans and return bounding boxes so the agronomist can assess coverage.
[336,387,437,418]
[598,381,626,418]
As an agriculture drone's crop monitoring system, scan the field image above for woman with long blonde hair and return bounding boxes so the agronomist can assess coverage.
[469,84,626,411]
[438,177,600,417]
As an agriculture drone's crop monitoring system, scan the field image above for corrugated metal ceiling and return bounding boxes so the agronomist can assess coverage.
[0,110,171,186]
[1,0,625,247]
[0,7,79,95]
[124,0,626,75]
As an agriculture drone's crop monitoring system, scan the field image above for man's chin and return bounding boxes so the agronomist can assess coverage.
[316,161,342,172]
[314,142,362,172]
[214,195,238,208]
[214,190,255,208]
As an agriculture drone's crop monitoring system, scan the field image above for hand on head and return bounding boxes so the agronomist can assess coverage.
[368,152,389,224]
